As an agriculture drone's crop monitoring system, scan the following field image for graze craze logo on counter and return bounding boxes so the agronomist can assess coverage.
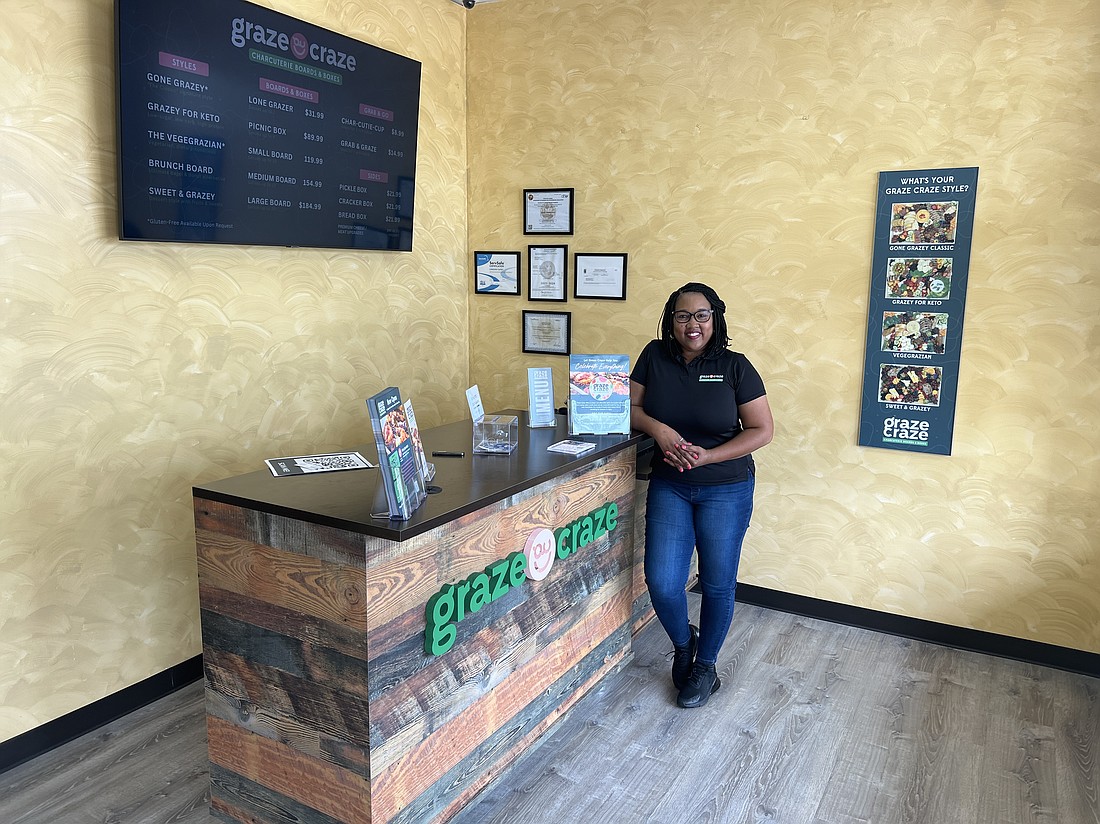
[424,501,619,656]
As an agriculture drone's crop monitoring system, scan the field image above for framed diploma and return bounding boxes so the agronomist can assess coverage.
[522,310,572,356]
[474,251,521,295]
[527,245,568,301]
[523,188,574,235]
[574,253,627,300]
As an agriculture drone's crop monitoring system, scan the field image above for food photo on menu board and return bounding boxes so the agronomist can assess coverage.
[880,312,949,355]
[116,0,421,250]
[878,364,943,407]
[885,258,952,299]
[888,202,958,245]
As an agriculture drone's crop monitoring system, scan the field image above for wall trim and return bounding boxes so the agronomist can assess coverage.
[736,583,1100,679]
[0,655,203,776]
[4,587,1098,775]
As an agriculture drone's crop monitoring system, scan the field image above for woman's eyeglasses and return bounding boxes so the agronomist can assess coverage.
[672,309,713,324]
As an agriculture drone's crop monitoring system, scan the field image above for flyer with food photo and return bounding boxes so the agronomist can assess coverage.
[366,386,426,520]
[568,354,630,435]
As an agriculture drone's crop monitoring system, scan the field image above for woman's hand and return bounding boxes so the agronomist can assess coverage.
[659,430,696,472]
[665,396,774,472]
[668,440,710,471]
[634,381,714,473]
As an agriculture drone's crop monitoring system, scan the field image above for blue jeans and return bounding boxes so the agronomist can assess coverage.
[644,474,755,665]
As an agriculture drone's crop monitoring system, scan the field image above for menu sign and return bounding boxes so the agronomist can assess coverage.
[858,167,979,455]
[116,0,421,250]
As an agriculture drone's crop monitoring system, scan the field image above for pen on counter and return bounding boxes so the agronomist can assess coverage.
[432,451,465,458]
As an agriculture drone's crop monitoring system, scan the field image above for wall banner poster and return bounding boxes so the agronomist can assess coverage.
[857,166,978,455]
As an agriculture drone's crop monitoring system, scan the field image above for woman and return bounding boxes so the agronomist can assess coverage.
[630,282,774,708]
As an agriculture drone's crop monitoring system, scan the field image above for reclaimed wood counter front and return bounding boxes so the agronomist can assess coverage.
[193,413,648,823]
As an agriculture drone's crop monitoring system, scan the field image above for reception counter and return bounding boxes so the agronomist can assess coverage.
[193,412,652,823]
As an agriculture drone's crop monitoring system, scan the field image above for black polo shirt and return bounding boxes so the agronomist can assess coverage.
[631,340,766,484]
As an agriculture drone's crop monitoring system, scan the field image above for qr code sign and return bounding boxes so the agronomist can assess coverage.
[299,455,362,471]
[266,452,371,476]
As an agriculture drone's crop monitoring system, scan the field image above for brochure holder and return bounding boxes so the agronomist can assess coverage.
[527,367,557,427]
[366,386,427,520]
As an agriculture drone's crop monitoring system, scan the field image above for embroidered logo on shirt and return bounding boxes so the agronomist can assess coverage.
[698,374,724,382]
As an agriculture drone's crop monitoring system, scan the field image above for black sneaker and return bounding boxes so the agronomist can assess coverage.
[676,662,721,708]
[671,624,699,689]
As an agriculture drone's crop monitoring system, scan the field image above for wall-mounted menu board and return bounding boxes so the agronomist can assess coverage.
[857,166,978,455]
[116,0,421,250]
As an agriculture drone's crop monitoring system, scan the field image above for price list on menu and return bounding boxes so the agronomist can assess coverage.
[857,166,979,455]
[116,0,421,250]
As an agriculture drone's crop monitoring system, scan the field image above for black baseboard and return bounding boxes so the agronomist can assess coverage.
[4,588,1098,776]
[0,655,203,776]
[735,583,1100,679]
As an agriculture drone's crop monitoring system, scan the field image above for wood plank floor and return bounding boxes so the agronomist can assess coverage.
[2,602,1097,824]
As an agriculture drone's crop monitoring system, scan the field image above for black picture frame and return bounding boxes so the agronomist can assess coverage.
[473,251,521,295]
[522,310,572,356]
[573,253,627,300]
[527,245,568,302]
[523,188,574,235]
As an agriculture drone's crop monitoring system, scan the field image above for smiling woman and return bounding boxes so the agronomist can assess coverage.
[629,281,774,709]
[670,293,715,363]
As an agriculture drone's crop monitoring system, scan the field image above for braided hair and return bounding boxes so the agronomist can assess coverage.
[658,282,730,360]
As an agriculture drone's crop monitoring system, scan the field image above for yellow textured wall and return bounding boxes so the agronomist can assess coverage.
[2,0,1097,750]
[467,1,1100,652]
[0,0,469,742]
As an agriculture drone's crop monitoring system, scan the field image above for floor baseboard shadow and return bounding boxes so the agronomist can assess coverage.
[0,655,203,775]
[734,583,1100,679]
[3,585,1097,775]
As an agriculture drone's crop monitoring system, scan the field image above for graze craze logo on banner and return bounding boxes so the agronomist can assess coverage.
[882,415,930,446]
[858,167,978,456]
[424,501,619,655]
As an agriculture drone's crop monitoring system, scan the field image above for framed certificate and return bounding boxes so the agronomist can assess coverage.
[523,188,574,235]
[522,310,571,356]
[574,253,627,300]
[527,245,568,301]
[474,251,521,295]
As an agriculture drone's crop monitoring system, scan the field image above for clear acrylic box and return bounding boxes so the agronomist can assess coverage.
[473,414,518,454]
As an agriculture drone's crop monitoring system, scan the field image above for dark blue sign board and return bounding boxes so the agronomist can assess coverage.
[858,167,979,455]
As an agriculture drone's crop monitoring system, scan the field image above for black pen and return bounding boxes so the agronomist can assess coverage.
[432,451,465,457]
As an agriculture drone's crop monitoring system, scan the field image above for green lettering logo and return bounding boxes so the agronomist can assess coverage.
[424,501,619,656]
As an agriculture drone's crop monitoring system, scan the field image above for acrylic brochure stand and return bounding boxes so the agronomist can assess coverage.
[568,354,631,435]
[467,383,518,454]
[366,386,428,520]
[527,367,556,427]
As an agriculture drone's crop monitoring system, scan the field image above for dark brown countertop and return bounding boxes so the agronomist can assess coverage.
[193,410,648,542]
